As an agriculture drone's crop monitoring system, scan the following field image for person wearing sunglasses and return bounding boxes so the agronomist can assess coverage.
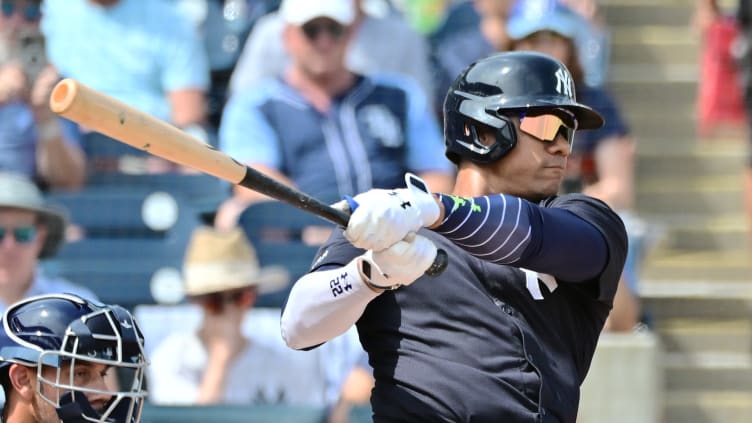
[228,0,435,111]
[281,51,628,422]
[507,0,642,333]
[216,0,453,230]
[0,0,86,191]
[0,172,97,314]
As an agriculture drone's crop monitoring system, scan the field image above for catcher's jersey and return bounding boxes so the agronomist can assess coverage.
[311,194,626,422]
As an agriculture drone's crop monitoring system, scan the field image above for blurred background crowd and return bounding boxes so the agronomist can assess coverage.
[0,0,750,422]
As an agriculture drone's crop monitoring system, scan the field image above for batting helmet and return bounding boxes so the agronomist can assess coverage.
[443,51,604,164]
[0,294,147,423]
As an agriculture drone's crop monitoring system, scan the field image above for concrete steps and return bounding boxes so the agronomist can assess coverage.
[600,0,752,421]
[656,318,752,355]
[642,250,751,280]
[666,391,752,423]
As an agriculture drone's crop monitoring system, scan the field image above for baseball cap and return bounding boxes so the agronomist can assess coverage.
[182,226,289,296]
[507,0,584,41]
[280,0,356,26]
[0,172,67,258]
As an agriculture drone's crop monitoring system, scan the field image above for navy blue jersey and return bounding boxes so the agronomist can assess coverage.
[309,194,626,422]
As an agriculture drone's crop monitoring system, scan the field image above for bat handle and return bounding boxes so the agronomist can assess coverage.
[330,200,448,277]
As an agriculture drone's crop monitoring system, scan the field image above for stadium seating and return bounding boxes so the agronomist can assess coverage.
[140,404,326,423]
[42,188,201,309]
[140,404,373,423]
[236,201,336,307]
[86,172,230,217]
[82,132,231,215]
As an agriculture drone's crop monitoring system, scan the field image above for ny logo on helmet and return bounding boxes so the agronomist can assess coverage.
[554,68,574,98]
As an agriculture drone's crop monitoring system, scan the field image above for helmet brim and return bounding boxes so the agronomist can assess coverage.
[495,95,605,130]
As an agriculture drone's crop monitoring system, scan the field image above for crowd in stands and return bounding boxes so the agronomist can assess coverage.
[0,0,652,420]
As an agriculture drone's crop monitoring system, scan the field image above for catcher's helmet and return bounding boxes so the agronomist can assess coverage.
[0,294,147,423]
[443,51,604,164]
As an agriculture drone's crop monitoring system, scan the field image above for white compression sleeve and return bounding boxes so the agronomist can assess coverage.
[280,259,381,350]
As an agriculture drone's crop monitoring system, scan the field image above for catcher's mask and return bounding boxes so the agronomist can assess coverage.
[0,293,147,423]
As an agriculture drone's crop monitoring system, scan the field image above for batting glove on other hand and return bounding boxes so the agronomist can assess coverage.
[345,173,439,252]
[356,233,437,291]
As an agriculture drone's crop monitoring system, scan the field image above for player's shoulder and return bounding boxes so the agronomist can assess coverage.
[541,193,627,242]
[541,192,612,213]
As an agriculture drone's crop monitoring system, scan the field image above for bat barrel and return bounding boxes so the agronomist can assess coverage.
[49,78,248,184]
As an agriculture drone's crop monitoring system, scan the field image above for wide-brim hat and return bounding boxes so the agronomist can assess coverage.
[182,226,289,296]
[0,172,67,258]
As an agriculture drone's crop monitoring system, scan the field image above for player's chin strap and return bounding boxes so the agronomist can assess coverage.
[56,393,134,423]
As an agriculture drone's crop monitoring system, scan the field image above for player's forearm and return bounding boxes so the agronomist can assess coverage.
[433,193,532,263]
[281,260,380,350]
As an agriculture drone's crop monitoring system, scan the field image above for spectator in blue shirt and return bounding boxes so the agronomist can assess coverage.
[229,0,436,108]
[216,0,453,229]
[41,0,211,172]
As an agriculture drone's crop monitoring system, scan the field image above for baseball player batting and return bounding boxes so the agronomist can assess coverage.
[280,51,627,422]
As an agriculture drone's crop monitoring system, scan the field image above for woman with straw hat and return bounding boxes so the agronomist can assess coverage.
[148,226,334,406]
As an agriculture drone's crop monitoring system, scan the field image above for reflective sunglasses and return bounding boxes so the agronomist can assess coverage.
[1,0,41,22]
[193,289,250,314]
[519,112,578,144]
[0,225,37,244]
[301,20,346,41]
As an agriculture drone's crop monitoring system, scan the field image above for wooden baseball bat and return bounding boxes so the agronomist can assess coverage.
[49,78,448,276]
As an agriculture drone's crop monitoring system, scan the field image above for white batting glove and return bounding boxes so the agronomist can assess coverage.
[345,173,439,252]
[355,233,438,291]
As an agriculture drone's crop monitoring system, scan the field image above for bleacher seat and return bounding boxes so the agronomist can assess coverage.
[82,131,149,163]
[140,404,373,422]
[140,404,327,423]
[237,201,336,308]
[87,173,230,216]
[82,132,231,215]
[42,188,202,309]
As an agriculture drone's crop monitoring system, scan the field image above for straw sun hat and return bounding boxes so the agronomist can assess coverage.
[182,226,289,296]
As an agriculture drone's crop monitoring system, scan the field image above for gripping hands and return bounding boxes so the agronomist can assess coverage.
[345,173,440,252]
[344,174,443,290]
[356,233,438,291]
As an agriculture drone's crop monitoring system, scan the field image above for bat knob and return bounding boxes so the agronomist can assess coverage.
[425,249,448,277]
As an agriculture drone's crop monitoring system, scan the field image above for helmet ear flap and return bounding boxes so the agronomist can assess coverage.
[444,110,517,164]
